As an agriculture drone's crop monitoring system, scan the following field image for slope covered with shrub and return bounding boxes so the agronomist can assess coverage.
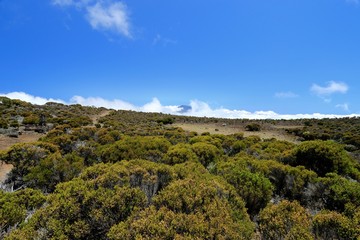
[0,98,360,239]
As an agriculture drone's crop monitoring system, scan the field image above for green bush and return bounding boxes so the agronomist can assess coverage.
[0,118,8,129]
[162,143,198,165]
[24,152,84,193]
[259,200,312,240]
[6,181,146,240]
[191,142,221,167]
[156,117,174,125]
[291,140,357,178]
[22,115,39,125]
[245,123,261,131]
[0,142,59,189]
[0,189,45,236]
[110,178,255,240]
[313,211,359,240]
[215,160,273,216]
[321,173,360,212]
[234,157,318,201]
[100,136,171,163]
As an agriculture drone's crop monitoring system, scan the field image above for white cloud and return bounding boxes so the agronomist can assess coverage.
[336,103,350,112]
[86,2,131,37]
[52,0,132,37]
[52,0,74,6]
[0,92,65,105]
[70,96,181,114]
[1,92,360,120]
[153,34,177,46]
[275,91,299,98]
[52,0,91,8]
[70,95,135,110]
[140,98,182,114]
[311,81,348,96]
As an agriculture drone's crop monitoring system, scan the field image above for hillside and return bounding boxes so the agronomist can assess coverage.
[0,97,360,239]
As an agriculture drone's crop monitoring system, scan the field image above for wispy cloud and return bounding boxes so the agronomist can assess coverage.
[1,92,359,120]
[52,0,132,38]
[52,0,91,8]
[153,34,177,46]
[310,81,348,96]
[275,91,299,99]
[336,103,350,112]
[52,0,73,6]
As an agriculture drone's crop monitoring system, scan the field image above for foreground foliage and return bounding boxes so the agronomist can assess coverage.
[0,98,360,239]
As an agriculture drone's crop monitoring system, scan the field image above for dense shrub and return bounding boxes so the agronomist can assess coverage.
[110,178,255,240]
[245,123,261,131]
[1,142,59,189]
[80,160,175,202]
[162,143,198,165]
[191,142,221,167]
[312,211,359,240]
[215,160,273,216]
[290,140,358,178]
[321,173,360,212]
[6,181,146,240]
[22,115,39,125]
[2,100,360,239]
[24,152,84,193]
[234,157,318,202]
[100,136,171,163]
[156,117,174,125]
[0,118,8,129]
[259,200,312,240]
[0,189,45,238]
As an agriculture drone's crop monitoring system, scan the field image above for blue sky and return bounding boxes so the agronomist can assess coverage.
[1,0,360,119]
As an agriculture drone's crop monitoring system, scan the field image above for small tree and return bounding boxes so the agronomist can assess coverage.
[245,123,261,131]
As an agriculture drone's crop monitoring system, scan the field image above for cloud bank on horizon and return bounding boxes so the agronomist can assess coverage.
[1,91,359,120]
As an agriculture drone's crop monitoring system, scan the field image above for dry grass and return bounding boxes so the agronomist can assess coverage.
[0,132,41,151]
[173,123,299,143]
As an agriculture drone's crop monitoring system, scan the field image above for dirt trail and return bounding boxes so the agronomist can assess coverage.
[90,110,112,125]
[0,133,42,183]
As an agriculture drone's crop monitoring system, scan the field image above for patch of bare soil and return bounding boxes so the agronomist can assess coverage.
[173,123,299,143]
[0,132,42,183]
[90,110,112,125]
